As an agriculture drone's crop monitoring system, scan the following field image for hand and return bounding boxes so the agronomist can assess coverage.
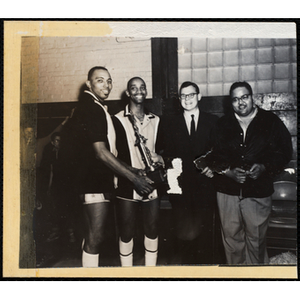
[132,174,154,195]
[201,167,214,178]
[150,152,164,166]
[225,167,247,183]
[130,167,147,176]
[248,163,265,180]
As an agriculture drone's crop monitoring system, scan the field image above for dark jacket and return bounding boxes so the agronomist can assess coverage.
[206,107,293,198]
[162,110,219,207]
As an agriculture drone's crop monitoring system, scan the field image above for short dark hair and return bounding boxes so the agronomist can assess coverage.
[229,81,253,98]
[51,132,61,142]
[127,76,146,91]
[87,66,109,81]
[179,81,200,95]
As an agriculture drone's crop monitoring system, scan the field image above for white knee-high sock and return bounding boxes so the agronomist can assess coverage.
[144,236,158,266]
[82,250,99,268]
[119,238,133,267]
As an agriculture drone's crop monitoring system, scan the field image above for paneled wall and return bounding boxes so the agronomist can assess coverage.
[178,38,297,96]
[23,37,153,104]
[177,38,297,178]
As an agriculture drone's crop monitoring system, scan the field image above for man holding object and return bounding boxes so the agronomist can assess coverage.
[163,81,218,264]
[201,81,292,264]
[62,67,153,267]
[113,77,164,267]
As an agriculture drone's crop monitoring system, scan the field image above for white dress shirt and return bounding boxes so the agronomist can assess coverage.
[183,108,200,135]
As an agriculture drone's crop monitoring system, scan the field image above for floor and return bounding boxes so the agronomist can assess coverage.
[33,200,296,269]
[34,200,227,269]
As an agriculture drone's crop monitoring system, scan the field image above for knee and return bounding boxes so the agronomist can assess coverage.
[85,229,105,252]
[84,238,102,254]
[145,232,158,240]
[144,222,158,239]
[120,234,133,243]
[119,219,135,242]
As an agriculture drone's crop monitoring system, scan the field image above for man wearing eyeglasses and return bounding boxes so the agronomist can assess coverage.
[201,81,292,264]
[162,81,218,264]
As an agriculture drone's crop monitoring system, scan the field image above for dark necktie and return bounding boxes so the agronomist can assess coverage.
[190,114,196,137]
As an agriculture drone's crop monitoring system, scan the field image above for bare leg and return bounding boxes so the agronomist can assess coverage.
[116,199,138,242]
[142,198,160,266]
[142,198,160,239]
[116,199,138,266]
[83,202,110,254]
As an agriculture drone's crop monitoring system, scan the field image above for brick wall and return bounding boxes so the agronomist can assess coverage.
[21,37,39,104]
[178,38,297,96]
[37,37,152,103]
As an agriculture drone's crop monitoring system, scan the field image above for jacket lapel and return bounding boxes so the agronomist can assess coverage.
[179,113,191,141]
[195,112,211,154]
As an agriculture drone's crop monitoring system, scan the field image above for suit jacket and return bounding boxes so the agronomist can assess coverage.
[162,110,218,207]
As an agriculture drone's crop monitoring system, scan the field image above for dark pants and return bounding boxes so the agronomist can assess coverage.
[169,194,214,264]
[47,183,78,236]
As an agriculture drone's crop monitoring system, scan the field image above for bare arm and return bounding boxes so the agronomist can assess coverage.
[93,141,154,195]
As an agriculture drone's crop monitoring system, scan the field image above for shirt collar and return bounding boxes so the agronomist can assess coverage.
[84,90,108,110]
[84,90,98,101]
[84,90,106,105]
[183,107,200,119]
[123,105,155,119]
[234,105,258,123]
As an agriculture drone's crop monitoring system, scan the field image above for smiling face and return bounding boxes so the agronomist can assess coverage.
[86,69,112,101]
[231,86,254,117]
[179,85,201,112]
[126,77,147,105]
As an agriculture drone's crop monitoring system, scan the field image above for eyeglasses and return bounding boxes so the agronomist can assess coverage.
[232,94,250,103]
[179,93,197,100]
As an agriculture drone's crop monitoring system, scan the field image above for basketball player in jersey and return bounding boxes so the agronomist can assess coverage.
[67,67,154,267]
[113,77,164,266]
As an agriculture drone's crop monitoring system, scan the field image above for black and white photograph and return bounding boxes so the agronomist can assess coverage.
[3,20,298,279]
